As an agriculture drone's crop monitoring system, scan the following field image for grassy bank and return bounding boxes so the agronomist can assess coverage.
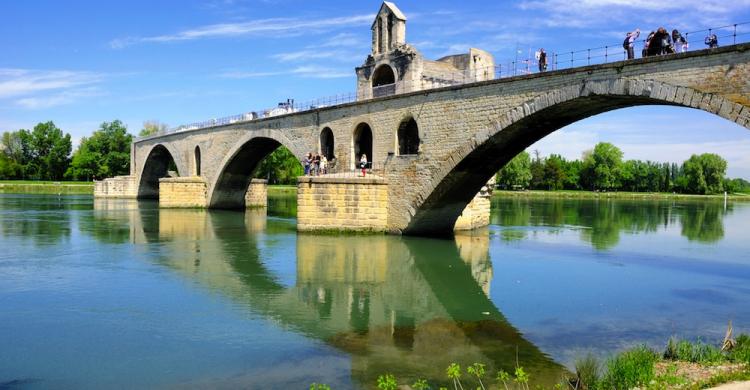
[309,334,750,390]
[495,189,750,201]
[0,180,94,195]
[268,185,297,196]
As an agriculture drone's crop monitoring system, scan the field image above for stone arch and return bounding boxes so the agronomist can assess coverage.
[403,78,750,236]
[137,144,181,199]
[372,64,396,87]
[352,122,374,170]
[208,130,304,209]
[194,145,202,176]
[320,127,335,160]
[397,116,420,155]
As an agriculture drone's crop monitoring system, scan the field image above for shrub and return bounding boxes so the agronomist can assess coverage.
[601,345,658,390]
[730,334,750,364]
[575,354,601,390]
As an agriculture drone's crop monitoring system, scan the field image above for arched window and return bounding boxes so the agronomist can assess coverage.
[320,128,335,160]
[398,118,420,155]
[194,146,201,176]
[353,123,373,168]
[378,18,386,54]
[372,64,395,87]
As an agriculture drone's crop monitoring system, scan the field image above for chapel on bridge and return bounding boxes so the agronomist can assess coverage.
[356,2,496,100]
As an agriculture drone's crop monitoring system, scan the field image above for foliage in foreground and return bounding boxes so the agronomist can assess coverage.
[307,333,750,390]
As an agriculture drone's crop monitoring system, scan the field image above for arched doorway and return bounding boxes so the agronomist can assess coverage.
[320,128,335,160]
[372,65,396,97]
[194,146,202,176]
[138,144,179,199]
[397,117,419,155]
[353,123,373,169]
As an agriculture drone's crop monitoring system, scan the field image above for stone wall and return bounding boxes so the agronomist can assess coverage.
[131,44,750,235]
[297,176,388,232]
[94,176,138,198]
[158,177,207,208]
[245,179,268,208]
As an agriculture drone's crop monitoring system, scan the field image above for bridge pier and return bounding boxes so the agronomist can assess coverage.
[453,192,491,231]
[245,179,268,208]
[297,175,389,233]
[159,177,208,208]
[94,176,138,198]
[454,178,494,231]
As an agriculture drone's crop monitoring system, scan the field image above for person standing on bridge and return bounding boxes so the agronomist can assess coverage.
[303,153,312,176]
[672,29,688,53]
[624,29,640,59]
[537,48,547,72]
[705,33,719,48]
[360,154,368,177]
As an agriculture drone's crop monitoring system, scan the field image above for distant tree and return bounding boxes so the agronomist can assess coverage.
[562,159,582,190]
[680,153,727,194]
[724,178,750,193]
[496,151,532,189]
[529,150,545,189]
[24,122,72,180]
[254,146,303,184]
[66,120,133,181]
[139,121,168,137]
[542,154,566,190]
[581,142,623,191]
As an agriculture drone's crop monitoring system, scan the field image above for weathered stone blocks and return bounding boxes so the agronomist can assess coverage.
[159,177,207,208]
[297,176,389,232]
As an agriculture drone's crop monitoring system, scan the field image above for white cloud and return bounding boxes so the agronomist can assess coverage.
[271,49,356,62]
[219,65,350,79]
[0,69,103,99]
[111,14,374,48]
[518,0,750,28]
[0,68,105,109]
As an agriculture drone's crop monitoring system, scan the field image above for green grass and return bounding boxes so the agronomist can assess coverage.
[601,345,659,390]
[664,338,725,364]
[0,180,94,194]
[575,354,601,390]
[0,180,93,185]
[494,189,750,201]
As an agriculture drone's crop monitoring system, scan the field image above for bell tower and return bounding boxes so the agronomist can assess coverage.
[371,2,407,55]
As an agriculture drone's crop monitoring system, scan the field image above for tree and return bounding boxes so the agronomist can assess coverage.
[496,151,532,189]
[542,154,566,190]
[254,146,303,184]
[20,122,72,181]
[680,153,727,194]
[139,121,168,137]
[66,120,133,181]
[581,142,623,191]
[529,150,545,189]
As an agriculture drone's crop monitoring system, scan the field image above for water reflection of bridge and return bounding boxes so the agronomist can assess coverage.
[90,199,565,387]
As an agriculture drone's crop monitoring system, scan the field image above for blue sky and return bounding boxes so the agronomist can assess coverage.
[2,0,750,178]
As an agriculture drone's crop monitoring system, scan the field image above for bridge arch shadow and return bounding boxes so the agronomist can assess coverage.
[404,79,750,236]
[138,144,181,199]
[209,135,302,209]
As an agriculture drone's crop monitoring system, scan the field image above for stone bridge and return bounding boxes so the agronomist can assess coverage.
[99,43,750,236]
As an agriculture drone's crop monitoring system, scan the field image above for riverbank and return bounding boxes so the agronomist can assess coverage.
[494,189,750,201]
[2,181,748,202]
[0,181,94,194]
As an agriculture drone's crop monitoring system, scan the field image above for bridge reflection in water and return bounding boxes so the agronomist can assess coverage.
[91,199,566,388]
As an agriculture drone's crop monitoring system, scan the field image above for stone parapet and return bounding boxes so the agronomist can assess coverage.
[94,176,138,198]
[297,175,388,232]
[245,179,268,208]
[159,177,207,208]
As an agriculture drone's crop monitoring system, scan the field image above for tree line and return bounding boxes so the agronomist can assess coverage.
[0,119,302,183]
[496,142,750,195]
